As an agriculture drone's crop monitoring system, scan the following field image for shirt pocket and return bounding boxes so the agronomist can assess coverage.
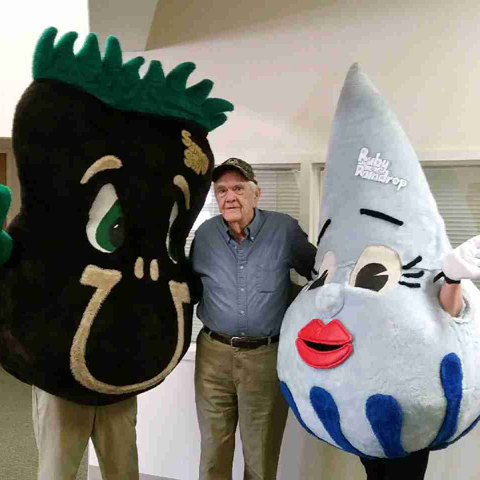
[256,264,284,293]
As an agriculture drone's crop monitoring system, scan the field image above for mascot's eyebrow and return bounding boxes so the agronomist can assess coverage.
[360,208,404,226]
[80,156,123,184]
[317,219,331,246]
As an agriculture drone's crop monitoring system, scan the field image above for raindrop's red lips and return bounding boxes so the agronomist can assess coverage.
[296,319,353,369]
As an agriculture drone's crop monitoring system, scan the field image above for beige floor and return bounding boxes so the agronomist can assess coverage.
[88,466,171,480]
[0,367,87,480]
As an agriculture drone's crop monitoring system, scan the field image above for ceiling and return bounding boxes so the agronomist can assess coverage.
[88,0,160,51]
[88,0,321,51]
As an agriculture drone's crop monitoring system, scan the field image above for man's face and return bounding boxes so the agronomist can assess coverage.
[214,170,259,224]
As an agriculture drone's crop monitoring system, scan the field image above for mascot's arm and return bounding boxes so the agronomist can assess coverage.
[439,234,480,316]
[439,283,463,317]
[0,185,13,264]
[441,234,480,281]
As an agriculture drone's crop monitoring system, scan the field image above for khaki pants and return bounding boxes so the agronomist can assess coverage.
[195,330,288,480]
[32,386,139,480]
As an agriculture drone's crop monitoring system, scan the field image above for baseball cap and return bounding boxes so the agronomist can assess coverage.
[212,158,257,184]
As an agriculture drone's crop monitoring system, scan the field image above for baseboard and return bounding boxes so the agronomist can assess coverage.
[88,465,177,480]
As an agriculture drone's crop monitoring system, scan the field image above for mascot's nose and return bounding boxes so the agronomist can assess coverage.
[134,257,159,281]
[314,284,345,319]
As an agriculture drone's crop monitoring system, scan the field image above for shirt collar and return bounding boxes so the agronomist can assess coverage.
[222,208,262,243]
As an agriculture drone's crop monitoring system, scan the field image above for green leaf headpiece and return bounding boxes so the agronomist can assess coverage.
[32,27,234,132]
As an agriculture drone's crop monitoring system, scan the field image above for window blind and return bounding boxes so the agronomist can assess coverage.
[186,166,301,342]
[424,165,480,289]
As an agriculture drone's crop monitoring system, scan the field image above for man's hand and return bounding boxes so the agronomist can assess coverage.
[441,234,480,281]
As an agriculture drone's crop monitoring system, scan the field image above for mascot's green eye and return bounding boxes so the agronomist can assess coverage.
[87,184,125,253]
[96,201,124,252]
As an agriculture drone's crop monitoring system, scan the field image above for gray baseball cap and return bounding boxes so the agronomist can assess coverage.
[212,158,258,184]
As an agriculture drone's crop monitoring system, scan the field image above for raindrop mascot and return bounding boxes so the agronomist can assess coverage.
[0,27,233,479]
[278,64,480,480]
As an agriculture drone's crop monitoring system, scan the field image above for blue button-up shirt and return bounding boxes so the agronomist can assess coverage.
[191,209,316,337]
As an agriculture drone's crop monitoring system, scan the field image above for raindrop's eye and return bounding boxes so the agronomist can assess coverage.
[87,184,125,253]
[308,250,336,291]
[349,245,401,294]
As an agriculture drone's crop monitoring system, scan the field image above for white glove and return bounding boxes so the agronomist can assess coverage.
[441,234,480,281]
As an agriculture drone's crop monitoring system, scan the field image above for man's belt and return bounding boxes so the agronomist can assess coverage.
[203,326,279,349]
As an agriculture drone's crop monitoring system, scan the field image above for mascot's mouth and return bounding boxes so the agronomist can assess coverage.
[296,319,353,369]
[70,264,190,395]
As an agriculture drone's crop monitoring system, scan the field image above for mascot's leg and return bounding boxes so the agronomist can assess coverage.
[90,396,139,480]
[32,386,94,479]
[359,449,430,480]
[360,456,385,479]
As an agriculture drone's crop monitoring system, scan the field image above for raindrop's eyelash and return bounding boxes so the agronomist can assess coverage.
[399,281,421,289]
[400,255,424,288]
[402,271,424,279]
[317,219,331,246]
[402,256,423,270]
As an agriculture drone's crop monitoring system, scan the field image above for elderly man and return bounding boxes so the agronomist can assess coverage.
[191,158,317,480]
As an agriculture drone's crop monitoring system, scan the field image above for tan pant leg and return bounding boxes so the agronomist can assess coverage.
[90,396,139,480]
[195,330,238,480]
[236,343,289,480]
[32,386,94,480]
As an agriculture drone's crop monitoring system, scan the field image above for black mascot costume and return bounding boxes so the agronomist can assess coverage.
[0,27,233,405]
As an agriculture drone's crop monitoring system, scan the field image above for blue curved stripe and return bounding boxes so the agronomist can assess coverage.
[310,386,365,456]
[280,381,318,438]
[366,394,407,458]
[429,353,463,448]
[431,411,480,451]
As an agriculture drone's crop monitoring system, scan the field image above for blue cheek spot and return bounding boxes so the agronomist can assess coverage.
[310,386,365,456]
[366,395,407,458]
[429,353,463,449]
[280,381,318,439]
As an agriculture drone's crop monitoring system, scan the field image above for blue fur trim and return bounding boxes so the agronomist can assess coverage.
[429,353,463,449]
[280,381,318,438]
[366,394,407,458]
[431,411,480,451]
[310,386,365,456]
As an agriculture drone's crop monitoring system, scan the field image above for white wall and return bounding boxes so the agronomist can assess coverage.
[129,0,480,165]
[0,0,89,137]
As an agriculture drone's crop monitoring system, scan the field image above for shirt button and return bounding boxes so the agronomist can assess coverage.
[251,236,255,240]
[240,311,244,314]
[240,288,244,292]
[240,266,244,269]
